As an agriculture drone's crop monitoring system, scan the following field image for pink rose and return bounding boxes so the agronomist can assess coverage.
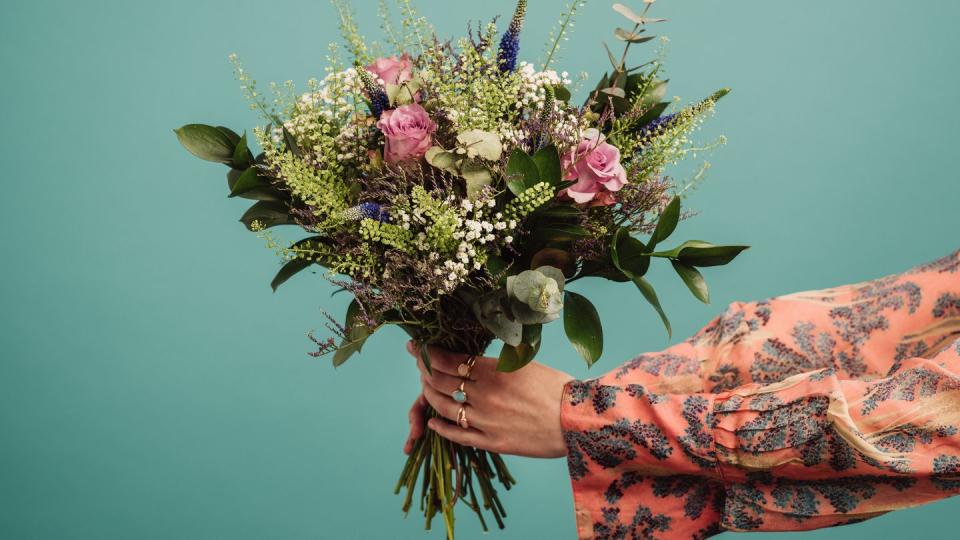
[375,103,437,163]
[366,53,414,85]
[560,129,628,206]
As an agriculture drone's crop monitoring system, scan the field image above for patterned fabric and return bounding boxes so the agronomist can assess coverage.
[561,249,960,539]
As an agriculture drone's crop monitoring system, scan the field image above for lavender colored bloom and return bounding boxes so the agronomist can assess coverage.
[497,0,527,73]
[640,113,677,136]
[344,202,390,222]
[357,66,390,119]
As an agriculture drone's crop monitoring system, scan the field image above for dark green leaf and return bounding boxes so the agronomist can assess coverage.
[506,149,540,195]
[632,276,671,337]
[282,127,302,158]
[647,195,681,249]
[485,254,509,284]
[175,124,235,163]
[533,145,562,187]
[672,260,709,304]
[602,42,621,72]
[239,201,294,230]
[227,169,283,202]
[553,85,572,102]
[216,126,241,146]
[611,227,650,278]
[271,258,313,292]
[651,241,750,267]
[539,205,579,218]
[497,324,542,372]
[563,291,603,367]
[533,224,591,244]
[635,102,671,131]
[230,132,255,169]
[640,80,669,108]
[229,168,269,198]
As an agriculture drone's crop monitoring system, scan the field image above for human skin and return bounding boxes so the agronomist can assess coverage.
[403,341,572,459]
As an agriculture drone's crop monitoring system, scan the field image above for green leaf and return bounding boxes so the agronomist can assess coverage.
[553,85,572,102]
[460,161,493,200]
[564,291,603,367]
[497,324,543,372]
[271,258,313,292]
[612,3,666,25]
[457,129,503,161]
[216,126,241,146]
[632,276,672,337]
[647,195,681,249]
[672,260,709,304]
[485,254,509,284]
[506,149,540,195]
[239,201,294,231]
[539,205,579,218]
[640,80,669,108]
[425,146,459,173]
[650,241,750,267]
[228,168,269,198]
[614,28,657,43]
[611,227,650,278]
[332,299,375,367]
[533,224,591,244]
[533,145,563,187]
[227,169,283,202]
[230,132,255,169]
[175,124,235,163]
[282,127,302,158]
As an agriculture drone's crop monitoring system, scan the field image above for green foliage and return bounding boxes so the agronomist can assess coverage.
[503,182,555,222]
[563,291,603,366]
[332,299,376,367]
[175,124,235,163]
[497,324,542,372]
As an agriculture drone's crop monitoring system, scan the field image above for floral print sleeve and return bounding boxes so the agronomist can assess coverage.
[561,249,960,539]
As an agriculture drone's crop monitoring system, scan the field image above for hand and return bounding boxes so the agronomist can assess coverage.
[402,341,574,459]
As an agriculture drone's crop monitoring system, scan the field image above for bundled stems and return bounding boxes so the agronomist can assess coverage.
[395,406,515,539]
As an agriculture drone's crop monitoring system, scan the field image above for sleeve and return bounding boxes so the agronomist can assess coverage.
[560,249,960,539]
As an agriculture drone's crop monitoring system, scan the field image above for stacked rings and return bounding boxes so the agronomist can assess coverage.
[456,406,469,429]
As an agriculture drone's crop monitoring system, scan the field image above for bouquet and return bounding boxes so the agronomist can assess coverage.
[176,0,747,537]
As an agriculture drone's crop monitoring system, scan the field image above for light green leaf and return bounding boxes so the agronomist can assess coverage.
[614,28,656,43]
[460,161,493,199]
[175,124,235,163]
[612,3,666,25]
[425,146,459,172]
[672,260,709,304]
[457,129,503,161]
[332,299,375,367]
[563,291,603,367]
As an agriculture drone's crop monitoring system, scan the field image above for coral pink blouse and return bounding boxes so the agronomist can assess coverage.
[561,249,960,538]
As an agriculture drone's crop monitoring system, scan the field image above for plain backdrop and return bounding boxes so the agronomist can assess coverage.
[1,0,958,538]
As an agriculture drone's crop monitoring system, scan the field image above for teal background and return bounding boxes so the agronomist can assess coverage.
[2,0,957,538]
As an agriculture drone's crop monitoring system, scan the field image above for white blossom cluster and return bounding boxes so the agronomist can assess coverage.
[499,62,583,148]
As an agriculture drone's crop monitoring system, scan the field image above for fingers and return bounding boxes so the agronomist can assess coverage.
[404,394,427,455]
[406,341,473,376]
[427,417,489,450]
[420,368,469,397]
[421,377,485,429]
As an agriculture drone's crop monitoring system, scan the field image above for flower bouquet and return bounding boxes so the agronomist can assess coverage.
[176,0,746,537]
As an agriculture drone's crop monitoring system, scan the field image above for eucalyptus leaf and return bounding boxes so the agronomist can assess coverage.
[461,161,494,199]
[672,260,709,304]
[615,28,656,43]
[175,124,235,164]
[602,42,622,71]
[601,87,627,99]
[425,146,459,172]
[457,129,503,161]
[612,3,666,25]
[632,276,672,337]
[471,292,522,346]
[647,195,681,249]
[563,291,603,367]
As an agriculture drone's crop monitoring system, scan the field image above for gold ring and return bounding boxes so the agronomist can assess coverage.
[456,405,469,429]
[457,355,477,378]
